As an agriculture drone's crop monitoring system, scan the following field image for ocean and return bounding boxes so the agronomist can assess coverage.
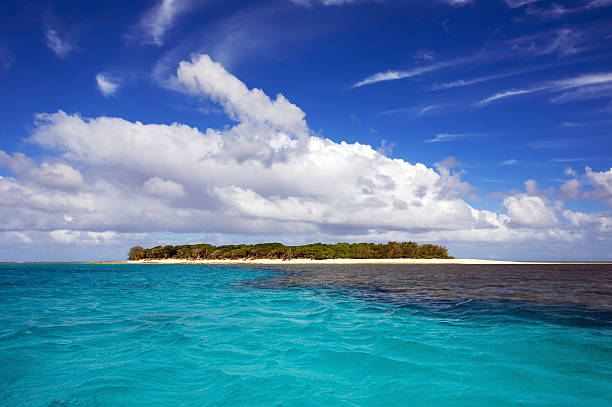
[1,263,610,406]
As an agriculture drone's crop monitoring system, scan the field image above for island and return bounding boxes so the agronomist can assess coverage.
[128,241,452,261]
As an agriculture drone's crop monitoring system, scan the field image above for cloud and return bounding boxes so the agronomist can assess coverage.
[45,28,74,58]
[425,133,477,143]
[502,194,558,228]
[524,0,612,19]
[550,83,612,103]
[0,151,84,189]
[174,54,309,142]
[504,0,542,8]
[96,73,120,97]
[414,49,435,61]
[353,56,477,88]
[584,166,612,206]
[479,88,544,105]
[478,71,612,105]
[560,178,581,199]
[509,28,586,58]
[1,54,506,240]
[0,44,14,73]
[3,53,612,260]
[291,0,473,5]
[133,0,199,46]
[501,159,518,165]
[142,177,187,198]
[557,166,612,206]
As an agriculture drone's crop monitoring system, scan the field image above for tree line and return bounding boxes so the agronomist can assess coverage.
[128,241,452,261]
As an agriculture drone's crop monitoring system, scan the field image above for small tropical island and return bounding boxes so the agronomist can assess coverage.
[128,241,453,261]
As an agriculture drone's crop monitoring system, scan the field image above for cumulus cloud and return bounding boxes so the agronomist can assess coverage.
[584,166,612,206]
[502,194,558,228]
[560,178,581,199]
[557,166,612,206]
[1,54,505,239]
[2,53,611,260]
[96,73,120,97]
[142,177,187,198]
[0,151,83,189]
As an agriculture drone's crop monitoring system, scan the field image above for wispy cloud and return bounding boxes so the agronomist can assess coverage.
[525,0,612,19]
[551,83,612,103]
[504,0,542,8]
[378,104,450,117]
[0,44,14,73]
[529,138,587,149]
[478,71,612,105]
[561,119,612,127]
[430,58,589,91]
[501,159,518,165]
[291,0,473,6]
[479,88,546,105]
[96,73,120,97]
[413,49,435,61]
[133,0,201,46]
[425,133,478,143]
[45,28,74,58]
[418,104,448,115]
[353,56,478,88]
[552,158,587,162]
[509,28,585,57]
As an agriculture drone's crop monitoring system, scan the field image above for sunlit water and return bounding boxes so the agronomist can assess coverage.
[1,263,611,406]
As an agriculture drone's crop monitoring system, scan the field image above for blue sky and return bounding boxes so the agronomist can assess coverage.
[1,0,612,261]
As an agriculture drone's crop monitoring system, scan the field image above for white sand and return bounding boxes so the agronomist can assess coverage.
[120,258,548,265]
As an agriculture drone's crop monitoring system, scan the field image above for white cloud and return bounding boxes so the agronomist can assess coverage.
[560,178,581,199]
[425,133,476,143]
[292,0,472,5]
[0,151,83,189]
[557,166,612,206]
[143,177,187,198]
[174,54,308,142]
[1,54,505,241]
[525,0,612,19]
[2,53,612,260]
[134,0,198,46]
[45,29,74,58]
[509,29,585,57]
[504,0,542,8]
[96,73,120,97]
[479,71,612,105]
[502,194,558,228]
[353,56,477,88]
[478,88,544,105]
[501,159,518,165]
[584,166,612,206]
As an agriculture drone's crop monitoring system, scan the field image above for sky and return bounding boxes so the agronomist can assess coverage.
[1,0,612,261]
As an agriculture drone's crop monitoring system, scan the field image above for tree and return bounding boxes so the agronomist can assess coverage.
[127,246,144,260]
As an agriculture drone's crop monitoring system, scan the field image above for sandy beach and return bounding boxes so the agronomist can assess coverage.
[97,258,600,265]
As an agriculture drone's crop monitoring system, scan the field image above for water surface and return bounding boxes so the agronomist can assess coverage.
[0,263,610,406]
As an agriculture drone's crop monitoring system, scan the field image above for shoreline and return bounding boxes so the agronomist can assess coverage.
[93,258,612,265]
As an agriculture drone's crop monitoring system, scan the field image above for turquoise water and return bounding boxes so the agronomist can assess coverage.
[1,263,611,406]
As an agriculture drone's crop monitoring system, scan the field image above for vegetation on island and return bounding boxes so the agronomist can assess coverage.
[128,241,452,261]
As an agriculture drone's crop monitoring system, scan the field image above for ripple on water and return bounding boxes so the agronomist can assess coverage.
[0,263,611,407]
